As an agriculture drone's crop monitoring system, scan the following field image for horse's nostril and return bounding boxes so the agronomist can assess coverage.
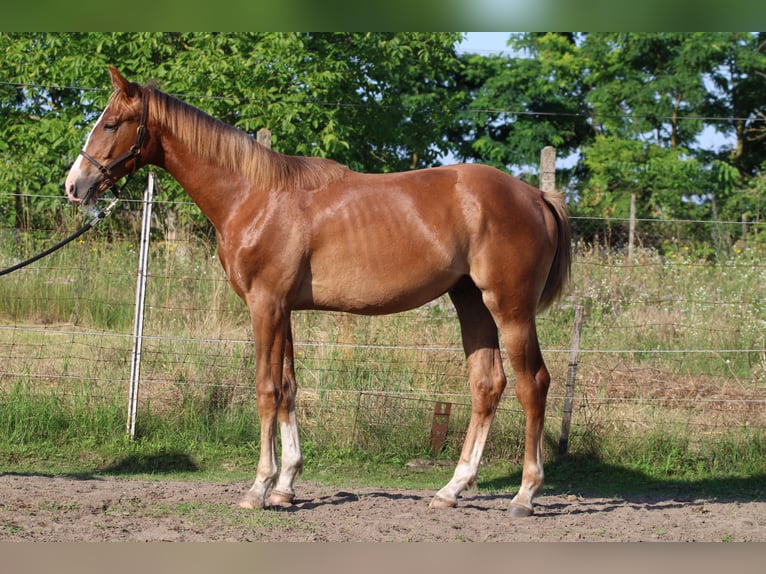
[66,184,81,202]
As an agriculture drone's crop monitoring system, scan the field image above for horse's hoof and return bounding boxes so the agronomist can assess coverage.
[429,495,457,509]
[266,490,295,508]
[508,502,534,517]
[238,494,264,510]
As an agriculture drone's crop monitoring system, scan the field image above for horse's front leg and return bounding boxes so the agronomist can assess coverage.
[239,302,289,510]
[267,319,303,507]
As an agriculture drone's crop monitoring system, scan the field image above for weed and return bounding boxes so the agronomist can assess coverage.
[1,521,22,536]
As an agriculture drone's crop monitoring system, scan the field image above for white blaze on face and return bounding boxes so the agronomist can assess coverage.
[65,110,106,200]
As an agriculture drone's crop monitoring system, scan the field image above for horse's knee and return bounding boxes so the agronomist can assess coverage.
[256,379,283,410]
[489,370,508,403]
[534,363,551,394]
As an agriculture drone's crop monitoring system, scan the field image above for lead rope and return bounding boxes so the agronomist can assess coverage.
[0,196,120,277]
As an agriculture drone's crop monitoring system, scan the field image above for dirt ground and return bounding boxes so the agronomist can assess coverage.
[1,473,764,542]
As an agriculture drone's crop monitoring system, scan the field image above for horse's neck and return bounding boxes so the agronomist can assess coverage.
[156,131,257,233]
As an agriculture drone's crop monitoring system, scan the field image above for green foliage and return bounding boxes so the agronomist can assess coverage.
[452,34,591,172]
[3,32,766,237]
[0,33,462,222]
[453,32,766,226]
[580,135,707,220]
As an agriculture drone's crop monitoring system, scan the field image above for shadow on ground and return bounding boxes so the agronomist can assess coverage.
[98,450,201,475]
[0,449,199,481]
[478,452,766,505]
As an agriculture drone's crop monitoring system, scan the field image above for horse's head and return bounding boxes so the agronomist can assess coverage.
[65,66,149,206]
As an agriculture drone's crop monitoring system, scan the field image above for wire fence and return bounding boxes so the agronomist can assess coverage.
[1,180,765,461]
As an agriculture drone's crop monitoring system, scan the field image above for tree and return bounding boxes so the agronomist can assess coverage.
[577,33,716,227]
[450,33,592,183]
[452,32,766,235]
[580,33,766,227]
[701,32,766,175]
[0,33,106,231]
[0,32,463,232]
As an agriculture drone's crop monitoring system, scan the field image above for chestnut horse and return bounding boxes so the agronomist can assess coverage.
[65,67,571,517]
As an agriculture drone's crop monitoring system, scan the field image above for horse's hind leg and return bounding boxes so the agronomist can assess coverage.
[267,320,304,507]
[498,316,550,517]
[430,278,507,508]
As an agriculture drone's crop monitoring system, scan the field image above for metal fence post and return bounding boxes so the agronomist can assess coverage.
[127,172,154,439]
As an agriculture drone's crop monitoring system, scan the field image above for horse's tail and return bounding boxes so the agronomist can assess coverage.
[537,189,572,313]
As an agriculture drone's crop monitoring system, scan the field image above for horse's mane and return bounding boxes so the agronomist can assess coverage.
[133,86,349,190]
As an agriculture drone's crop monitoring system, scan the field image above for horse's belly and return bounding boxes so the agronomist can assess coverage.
[296,183,470,313]
[296,257,463,315]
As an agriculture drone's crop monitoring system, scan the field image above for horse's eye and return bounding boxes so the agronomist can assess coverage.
[103,123,118,132]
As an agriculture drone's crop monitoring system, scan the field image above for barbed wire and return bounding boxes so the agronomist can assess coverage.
[2,80,764,126]
[3,191,766,228]
[1,324,762,356]
[1,183,764,445]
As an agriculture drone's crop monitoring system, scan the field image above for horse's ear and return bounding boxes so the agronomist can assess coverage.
[108,66,138,97]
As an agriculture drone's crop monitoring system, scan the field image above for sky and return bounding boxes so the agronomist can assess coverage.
[458,32,515,56]
[448,33,535,168]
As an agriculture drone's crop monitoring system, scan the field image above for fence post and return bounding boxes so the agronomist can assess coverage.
[742,213,748,246]
[257,128,272,149]
[628,192,636,260]
[127,172,154,439]
[558,304,584,457]
[540,146,556,193]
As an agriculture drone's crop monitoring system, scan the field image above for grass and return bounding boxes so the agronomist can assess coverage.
[1,223,765,501]
[1,377,763,502]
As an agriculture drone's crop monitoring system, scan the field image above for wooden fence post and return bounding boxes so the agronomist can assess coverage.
[540,146,556,193]
[257,128,272,149]
[558,304,584,457]
[742,213,748,246]
[628,192,636,261]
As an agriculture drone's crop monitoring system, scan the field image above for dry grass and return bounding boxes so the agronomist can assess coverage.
[2,235,765,463]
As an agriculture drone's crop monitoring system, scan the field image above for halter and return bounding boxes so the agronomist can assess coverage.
[78,89,149,200]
